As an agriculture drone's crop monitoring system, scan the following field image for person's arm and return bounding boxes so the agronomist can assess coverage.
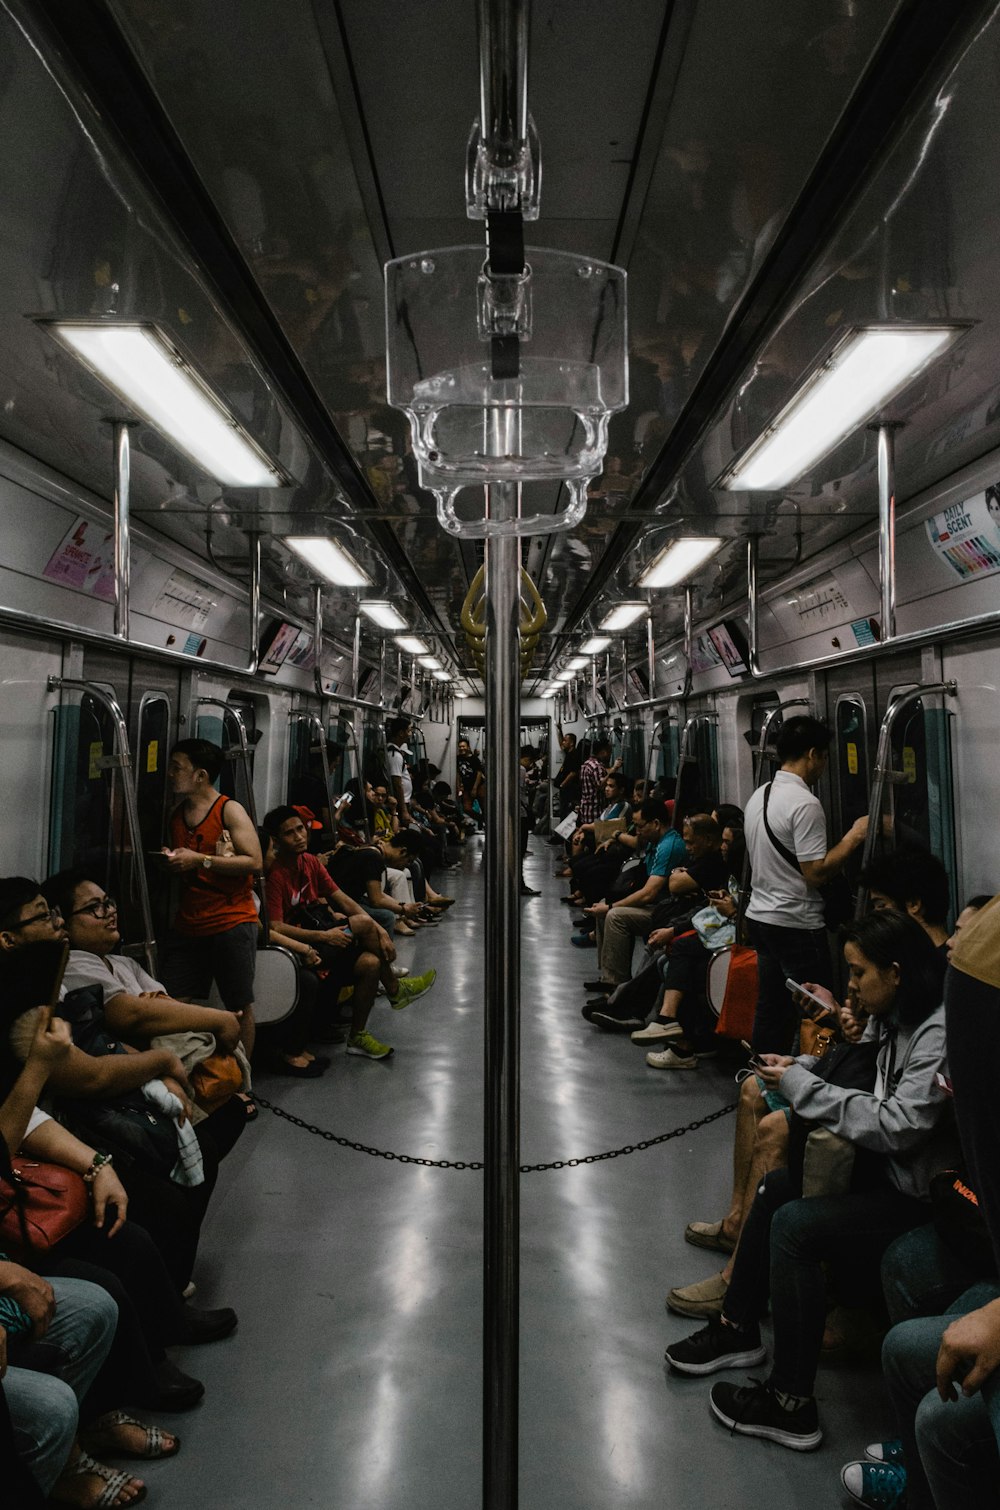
[668,867,700,896]
[799,816,868,888]
[0,1010,73,1156]
[103,990,241,1051]
[610,872,667,910]
[777,1015,947,1151]
[41,1036,191,1101]
[21,1117,130,1237]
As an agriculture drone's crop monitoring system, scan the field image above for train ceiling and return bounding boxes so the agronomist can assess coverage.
[0,0,997,687]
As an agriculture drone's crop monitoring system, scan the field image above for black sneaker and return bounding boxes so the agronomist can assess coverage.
[664,1316,766,1376]
[709,1378,822,1451]
[581,1001,601,1022]
[583,980,610,994]
[590,1008,646,1032]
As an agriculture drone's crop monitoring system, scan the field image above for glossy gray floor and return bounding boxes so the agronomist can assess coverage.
[145,837,885,1508]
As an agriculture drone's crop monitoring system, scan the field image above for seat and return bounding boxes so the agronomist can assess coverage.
[207,944,299,1025]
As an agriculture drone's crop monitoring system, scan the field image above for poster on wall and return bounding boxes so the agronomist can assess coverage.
[688,630,723,675]
[43,517,116,601]
[925,485,1000,581]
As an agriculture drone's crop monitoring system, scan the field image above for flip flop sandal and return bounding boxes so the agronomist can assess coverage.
[236,1092,259,1122]
[61,1452,147,1507]
[82,1411,181,1461]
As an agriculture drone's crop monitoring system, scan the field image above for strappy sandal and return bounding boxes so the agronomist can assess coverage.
[82,1411,181,1460]
[236,1091,259,1121]
[53,1451,147,1507]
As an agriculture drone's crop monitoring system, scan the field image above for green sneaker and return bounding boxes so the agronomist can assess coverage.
[346,1030,394,1060]
[388,968,437,1010]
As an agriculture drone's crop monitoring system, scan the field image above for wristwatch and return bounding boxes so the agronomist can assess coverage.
[202,855,213,870]
[83,1152,113,1184]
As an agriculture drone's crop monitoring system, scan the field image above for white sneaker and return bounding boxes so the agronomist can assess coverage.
[646,1046,698,1070]
[630,1020,683,1044]
[391,963,410,977]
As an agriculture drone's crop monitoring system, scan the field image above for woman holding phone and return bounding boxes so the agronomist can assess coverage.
[664,912,954,1453]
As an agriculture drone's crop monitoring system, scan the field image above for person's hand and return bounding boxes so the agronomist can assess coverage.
[163,847,203,872]
[27,1007,72,1071]
[376,928,396,963]
[156,1052,193,1096]
[320,927,352,950]
[755,1055,793,1090]
[846,816,869,846]
[402,902,422,919]
[161,1075,195,1127]
[647,926,675,948]
[937,1299,1000,1400]
[839,992,868,1043]
[214,1011,243,1053]
[303,946,322,968]
[586,901,610,917]
[793,982,837,1016]
[714,894,738,918]
[3,1266,55,1339]
[91,1163,129,1237]
[387,796,398,810]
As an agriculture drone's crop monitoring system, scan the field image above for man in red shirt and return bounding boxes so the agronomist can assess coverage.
[263,808,436,1060]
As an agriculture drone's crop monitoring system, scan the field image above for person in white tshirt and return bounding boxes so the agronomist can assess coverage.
[385,716,414,826]
[743,715,868,1052]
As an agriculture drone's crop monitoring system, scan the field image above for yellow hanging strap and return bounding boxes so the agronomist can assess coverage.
[460,565,547,679]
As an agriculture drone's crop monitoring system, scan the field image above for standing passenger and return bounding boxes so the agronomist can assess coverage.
[742,716,868,1053]
[159,740,262,1063]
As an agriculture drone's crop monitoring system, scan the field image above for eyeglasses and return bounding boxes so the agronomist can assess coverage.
[9,905,62,929]
[70,896,118,919]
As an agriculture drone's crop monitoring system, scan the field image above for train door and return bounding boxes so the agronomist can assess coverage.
[884,685,959,920]
[48,678,156,971]
[134,691,173,939]
[651,710,680,792]
[674,711,719,824]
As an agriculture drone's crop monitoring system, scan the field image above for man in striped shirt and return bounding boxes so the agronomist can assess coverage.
[578,736,612,825]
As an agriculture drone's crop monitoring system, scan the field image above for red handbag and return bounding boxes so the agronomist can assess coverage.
[0,1159,89,1256]
[713,945,759,1043]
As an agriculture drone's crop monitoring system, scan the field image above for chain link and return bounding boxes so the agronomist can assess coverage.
[253,1096,736,1173]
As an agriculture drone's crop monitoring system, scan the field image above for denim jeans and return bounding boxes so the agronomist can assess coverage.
[6,1276,118,1493]
[883,1284,1000,1510]
[882,1222,996,1326]
[745,918,833,1053]
[724,1167,926,1397]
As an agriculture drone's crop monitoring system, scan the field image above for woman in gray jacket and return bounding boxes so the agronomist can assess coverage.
[664,912,951,1452]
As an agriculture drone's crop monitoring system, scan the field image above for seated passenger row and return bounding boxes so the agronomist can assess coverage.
[0,731,461,1506]
[557,715,999,1508]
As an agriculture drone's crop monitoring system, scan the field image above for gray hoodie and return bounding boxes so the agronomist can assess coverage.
[780,1004,957,1200]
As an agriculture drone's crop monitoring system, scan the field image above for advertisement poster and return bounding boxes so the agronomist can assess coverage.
[925,485,1000,581]
[688,630,722,675]
[43,517,116,601]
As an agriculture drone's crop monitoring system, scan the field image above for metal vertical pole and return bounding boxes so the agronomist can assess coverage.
[876,422,898,644]
[379,638,387,707]
[351,612,363,791]
[112,421,131,641]
[247,533,262,676]
[590,656,598,719]
[646,613,656,699]
[483,479,521,1510]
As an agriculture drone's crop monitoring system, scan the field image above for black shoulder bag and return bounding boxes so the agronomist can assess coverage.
[761,782,854,930]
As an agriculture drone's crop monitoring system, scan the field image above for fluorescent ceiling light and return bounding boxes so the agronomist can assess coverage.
[599,602,647,631]
[567,656,589,671]
[554,670,574,681]
[540,688,560,698]
[581,635,611,655]
[722,326,963,492]
[639,537,723,587]
[285,537,371,587]
[48,322,284,487]
[358,601,407,630]
[395,635,429,655]
[432,670,450,682]
[419,656,443,670]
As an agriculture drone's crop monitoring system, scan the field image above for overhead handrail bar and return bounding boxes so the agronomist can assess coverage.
[48,676,157,976]
[854,680,957,916]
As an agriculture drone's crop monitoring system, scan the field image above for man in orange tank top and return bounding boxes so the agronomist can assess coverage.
[158,739,262,1062]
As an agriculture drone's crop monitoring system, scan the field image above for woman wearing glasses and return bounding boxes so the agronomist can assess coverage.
[4,871,246,1295]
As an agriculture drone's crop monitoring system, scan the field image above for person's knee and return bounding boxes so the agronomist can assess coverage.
[355,951,380,980]
[8,1370,79,1493]
[755,1110,789,1162]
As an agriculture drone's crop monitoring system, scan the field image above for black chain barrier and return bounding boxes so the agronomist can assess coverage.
[253,1095,737,1173]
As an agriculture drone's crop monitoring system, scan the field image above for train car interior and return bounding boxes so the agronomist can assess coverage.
[1,2,999,1507]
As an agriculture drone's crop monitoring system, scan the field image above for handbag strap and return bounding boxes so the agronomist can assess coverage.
[760,782,804,878]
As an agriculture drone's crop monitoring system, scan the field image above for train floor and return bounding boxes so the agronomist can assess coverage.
[149,834,886,1509]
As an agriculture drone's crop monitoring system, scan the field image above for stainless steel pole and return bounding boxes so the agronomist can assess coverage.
[877,422,898,644]
[483,479,521,1510]
[112,421,131,641]
[646,613,656,700]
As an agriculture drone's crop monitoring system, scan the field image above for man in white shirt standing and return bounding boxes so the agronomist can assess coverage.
[386,716,414,827]
[743,715,868,1053]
